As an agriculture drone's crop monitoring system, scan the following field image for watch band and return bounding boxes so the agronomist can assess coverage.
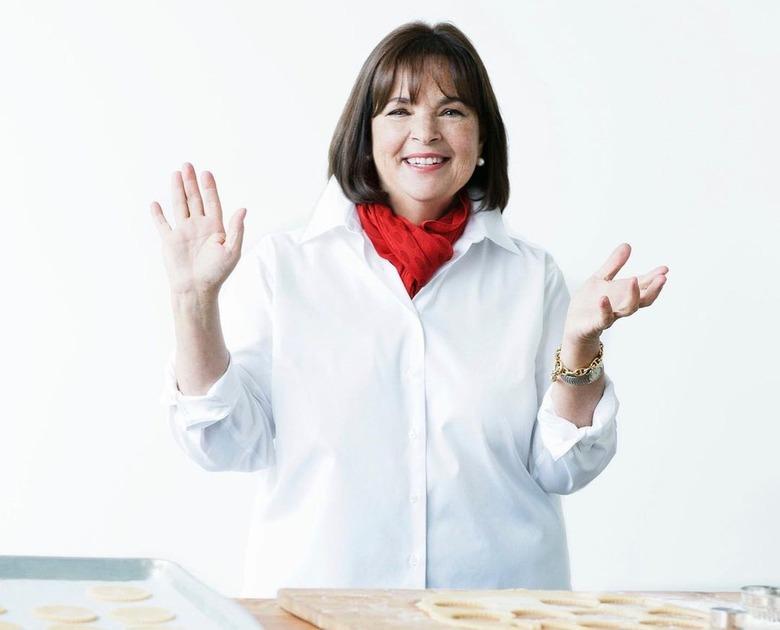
[556,362,604,385]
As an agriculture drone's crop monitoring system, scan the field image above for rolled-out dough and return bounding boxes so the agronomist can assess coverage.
[416,590,710,630]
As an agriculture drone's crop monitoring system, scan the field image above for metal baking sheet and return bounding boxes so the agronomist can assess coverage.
[0,555,263,629]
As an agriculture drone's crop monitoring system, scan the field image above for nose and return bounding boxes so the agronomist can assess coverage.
[411,114,441,144]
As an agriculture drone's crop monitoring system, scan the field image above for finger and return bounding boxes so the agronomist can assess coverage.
[150,202,172,236]
[615,276,641,317]
[225,208,247,256]
[596,243,631,281]
[181,162,205,217]
[171,171,189,221]
[638,265,669,290]
[200,170,224,224]
[638,274,667,308]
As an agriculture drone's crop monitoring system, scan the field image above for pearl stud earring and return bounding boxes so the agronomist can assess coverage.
[477,157,485,167]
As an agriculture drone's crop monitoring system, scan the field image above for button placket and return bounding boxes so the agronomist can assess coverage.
[406,318,427,586]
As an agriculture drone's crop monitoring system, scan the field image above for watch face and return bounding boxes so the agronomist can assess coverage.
[588,365,604,382]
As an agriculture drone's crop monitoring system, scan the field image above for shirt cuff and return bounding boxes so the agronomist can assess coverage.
[536,373,619,461]
[159,350,243,428]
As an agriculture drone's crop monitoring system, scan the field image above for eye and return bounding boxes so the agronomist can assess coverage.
[442,109,464,117]
[388,108,409,116]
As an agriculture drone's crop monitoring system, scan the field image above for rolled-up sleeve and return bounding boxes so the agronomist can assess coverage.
[528,252,619,495]
[160,236,277,472]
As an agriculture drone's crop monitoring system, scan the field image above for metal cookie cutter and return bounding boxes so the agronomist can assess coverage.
[710,606,747,628]
[740,585,780,623]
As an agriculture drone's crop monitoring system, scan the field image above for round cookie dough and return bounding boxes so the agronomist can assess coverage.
[0,622,22,630]
[33,605,97,623]
[86,584,152,602]
[109,605,175,624]
[48,625,107,630]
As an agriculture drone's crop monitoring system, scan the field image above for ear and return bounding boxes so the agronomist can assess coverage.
[478,138,485,158]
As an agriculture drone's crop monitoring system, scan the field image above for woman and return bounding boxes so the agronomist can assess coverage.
[151,22,667,598]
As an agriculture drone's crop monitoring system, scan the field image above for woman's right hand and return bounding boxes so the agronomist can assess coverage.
[151,162,246,297]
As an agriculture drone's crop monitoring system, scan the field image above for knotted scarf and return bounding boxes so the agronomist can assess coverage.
[356,189,471,298]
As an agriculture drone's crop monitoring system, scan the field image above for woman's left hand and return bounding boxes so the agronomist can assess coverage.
[562,243,668,346]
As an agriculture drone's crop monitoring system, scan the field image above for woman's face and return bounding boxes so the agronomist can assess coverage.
[371,68,483,214]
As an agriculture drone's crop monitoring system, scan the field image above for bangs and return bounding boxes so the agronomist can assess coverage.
[370,51,481,117]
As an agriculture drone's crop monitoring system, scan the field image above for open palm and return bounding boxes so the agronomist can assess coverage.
[151,162,246,296]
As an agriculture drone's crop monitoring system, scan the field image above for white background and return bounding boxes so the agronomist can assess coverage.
[2,0,778,598]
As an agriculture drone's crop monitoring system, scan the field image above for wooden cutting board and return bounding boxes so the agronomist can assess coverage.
[276,588,740,629]
[278,588,462,629]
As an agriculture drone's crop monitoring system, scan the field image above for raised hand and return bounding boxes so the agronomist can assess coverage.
[151,162,246,297]
[563,243,668,345]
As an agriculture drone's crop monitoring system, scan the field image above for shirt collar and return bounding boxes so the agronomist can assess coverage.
[296,174,521,256]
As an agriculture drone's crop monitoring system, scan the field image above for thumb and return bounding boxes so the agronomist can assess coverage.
[600,295,615,328]
[225,208,246,255]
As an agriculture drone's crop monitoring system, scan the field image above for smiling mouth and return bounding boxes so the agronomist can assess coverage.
[403,157,450,170]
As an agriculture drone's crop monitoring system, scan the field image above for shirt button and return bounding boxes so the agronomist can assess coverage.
[408,429,417,440]
[410,494,420,504]
[408,553,419,567]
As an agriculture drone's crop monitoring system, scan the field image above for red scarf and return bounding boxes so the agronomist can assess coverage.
[356,189,471,298]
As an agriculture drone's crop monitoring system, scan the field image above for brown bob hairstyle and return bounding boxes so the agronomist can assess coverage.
[328,21,510,213]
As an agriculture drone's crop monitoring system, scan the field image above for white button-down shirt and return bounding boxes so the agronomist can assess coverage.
[160,175,619,598]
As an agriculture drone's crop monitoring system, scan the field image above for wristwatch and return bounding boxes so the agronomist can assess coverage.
[551,342,605,385]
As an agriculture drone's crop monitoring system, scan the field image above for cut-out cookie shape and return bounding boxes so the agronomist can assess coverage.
[33,604,97,623]
[86,584,152,602]
[109,605,175,624]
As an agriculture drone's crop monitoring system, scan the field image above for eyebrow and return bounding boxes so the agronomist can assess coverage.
[387,96,465,106]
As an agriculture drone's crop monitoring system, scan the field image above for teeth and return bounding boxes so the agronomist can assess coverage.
[406,157,445,165]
